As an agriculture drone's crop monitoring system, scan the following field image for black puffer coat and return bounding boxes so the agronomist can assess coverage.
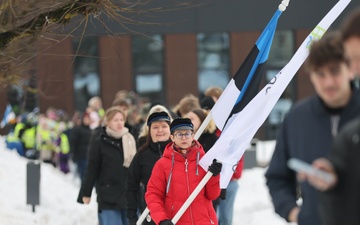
[69,123,92,161]
[82,127,130,211]
[126,139,171,224]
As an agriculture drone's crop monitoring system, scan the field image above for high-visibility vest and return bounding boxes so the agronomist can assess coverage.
[6,123,25,143]
[21,127,36,149]
[98,108,105,118]
[60,133,70,154]
[13,123,25,139]
[38,129,55,152]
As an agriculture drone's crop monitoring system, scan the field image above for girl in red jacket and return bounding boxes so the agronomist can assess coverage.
[145,118,222,225]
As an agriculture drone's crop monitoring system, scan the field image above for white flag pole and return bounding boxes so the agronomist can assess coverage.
[136,208,150,225]
[194,112,213,140]
[171,172,213,224]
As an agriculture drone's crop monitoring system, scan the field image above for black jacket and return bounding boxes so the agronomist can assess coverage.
[82,127,129,211]
[265,89,360,225]
[198,132,218,153]
[69,123,92,161]
[319,118,360,225]
[126,139,171,224]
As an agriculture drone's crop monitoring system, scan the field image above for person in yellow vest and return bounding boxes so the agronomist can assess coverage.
[56,121,71,174]
[37,115,58,167]
[5,118,25,156]
[20,112,38,159]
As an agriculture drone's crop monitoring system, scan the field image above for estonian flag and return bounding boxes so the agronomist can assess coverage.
[200,0,351,188]
[1,104,16,128]
[212,10,282,132]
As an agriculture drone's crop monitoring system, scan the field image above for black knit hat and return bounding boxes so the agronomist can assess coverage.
[147,111,171,126]
[200,96,215,110]
[170,118,194,133]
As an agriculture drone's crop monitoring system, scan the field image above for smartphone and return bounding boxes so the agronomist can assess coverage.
[287,158,335,184]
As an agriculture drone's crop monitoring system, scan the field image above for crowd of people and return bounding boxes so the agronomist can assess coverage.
[3,86,244,225]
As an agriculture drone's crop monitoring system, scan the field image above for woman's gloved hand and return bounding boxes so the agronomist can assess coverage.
[208,159,222,176]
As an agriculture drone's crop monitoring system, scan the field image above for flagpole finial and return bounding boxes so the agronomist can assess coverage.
[278,0,290,11]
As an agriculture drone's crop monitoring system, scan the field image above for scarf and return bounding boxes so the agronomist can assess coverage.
[172,141,196,158]
[106,126,136,168]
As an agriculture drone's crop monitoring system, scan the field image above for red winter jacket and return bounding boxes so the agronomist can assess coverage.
[145,140,220,225]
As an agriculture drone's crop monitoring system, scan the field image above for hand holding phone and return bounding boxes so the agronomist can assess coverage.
[287,158,335,184]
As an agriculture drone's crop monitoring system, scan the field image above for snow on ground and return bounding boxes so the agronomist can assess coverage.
[0,136,291,225]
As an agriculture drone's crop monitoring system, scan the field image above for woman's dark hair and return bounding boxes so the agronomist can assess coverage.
[304,31,349,73]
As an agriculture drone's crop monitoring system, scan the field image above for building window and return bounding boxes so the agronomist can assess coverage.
[132,35,164,103]
[197,33,230,94]
[265,30,295,139]
[72,36,100,112]
[268,30,295,67]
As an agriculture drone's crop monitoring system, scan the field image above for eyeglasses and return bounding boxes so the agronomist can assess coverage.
[173,132,193,139]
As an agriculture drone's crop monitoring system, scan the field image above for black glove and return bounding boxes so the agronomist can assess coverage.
[220,188,227,200]
[208,159,222,176]
[159,219,174,225]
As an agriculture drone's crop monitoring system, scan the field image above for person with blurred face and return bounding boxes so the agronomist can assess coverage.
[145,118,222,225]
[342,9,360,77]
[126,111,172,225]
[265,31,360,225]
[70,112,92,182]
[309,54,354,108]
[81,107,137,225]
[112,98,135,136]
[297,8,360,225]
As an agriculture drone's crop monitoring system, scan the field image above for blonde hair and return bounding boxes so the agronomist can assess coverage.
[88,96,102,109]
[172,94,200,117]
[104,107,126,125]
[204,86,223,101]
[190,108,217,134]
[138,105,173,139]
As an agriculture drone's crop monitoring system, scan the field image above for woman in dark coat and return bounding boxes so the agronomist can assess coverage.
[81,107,137,225]
[126,111,172,225]
[69,112,92,182]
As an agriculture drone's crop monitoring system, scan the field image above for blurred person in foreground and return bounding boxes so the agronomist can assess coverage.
[81,107,137,225]
[265,31,360,225]
[297,8,360,225]
[126,111,172,225]
[145,118,222,225]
